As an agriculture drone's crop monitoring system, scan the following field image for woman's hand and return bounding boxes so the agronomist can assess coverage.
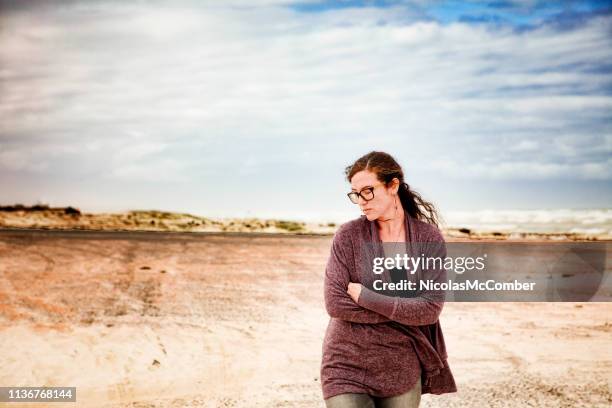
[347,282,362,303]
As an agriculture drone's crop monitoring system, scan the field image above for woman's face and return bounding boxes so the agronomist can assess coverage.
[350,170,398,221]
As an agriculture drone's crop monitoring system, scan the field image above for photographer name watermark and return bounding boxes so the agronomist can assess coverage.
[361,241,611,302]
[373,278,535,292]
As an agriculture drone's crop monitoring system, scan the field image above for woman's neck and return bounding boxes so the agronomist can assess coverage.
[376,205,405,239]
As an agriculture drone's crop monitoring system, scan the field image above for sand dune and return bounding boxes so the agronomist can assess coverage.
[1,205,609,241]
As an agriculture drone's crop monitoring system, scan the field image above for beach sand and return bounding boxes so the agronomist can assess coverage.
[0,230,610,407]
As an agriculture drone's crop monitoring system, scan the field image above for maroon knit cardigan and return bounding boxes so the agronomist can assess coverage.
[320,210,457,399]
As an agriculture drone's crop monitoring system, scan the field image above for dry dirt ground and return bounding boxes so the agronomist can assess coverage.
[0,230,610,407]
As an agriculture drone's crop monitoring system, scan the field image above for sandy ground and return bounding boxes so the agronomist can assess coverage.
[0,230,610,407]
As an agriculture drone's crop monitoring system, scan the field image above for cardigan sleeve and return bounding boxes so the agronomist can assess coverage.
[357,230,448,326]
[324,232,391,324]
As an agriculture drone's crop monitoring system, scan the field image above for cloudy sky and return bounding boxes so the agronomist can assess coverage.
[1,0,610,221]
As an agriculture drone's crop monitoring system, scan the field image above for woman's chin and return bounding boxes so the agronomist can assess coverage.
[364,212,377,221]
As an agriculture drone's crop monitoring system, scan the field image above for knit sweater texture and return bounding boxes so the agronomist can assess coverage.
[320,210,457,399]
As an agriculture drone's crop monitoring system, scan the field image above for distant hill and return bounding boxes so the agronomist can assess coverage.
[0,203,606,241]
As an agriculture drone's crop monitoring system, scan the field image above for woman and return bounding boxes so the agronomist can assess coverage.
[321,151,457,408]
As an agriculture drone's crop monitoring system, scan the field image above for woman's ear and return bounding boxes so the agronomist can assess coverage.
[392,177,400,194]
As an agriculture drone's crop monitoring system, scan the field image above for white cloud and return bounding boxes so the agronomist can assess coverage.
[430,158,612,180]
[109,157,189,183]
[0,1,610,189]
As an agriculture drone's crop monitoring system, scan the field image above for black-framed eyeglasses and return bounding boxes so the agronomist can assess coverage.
[347,183,383,204]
